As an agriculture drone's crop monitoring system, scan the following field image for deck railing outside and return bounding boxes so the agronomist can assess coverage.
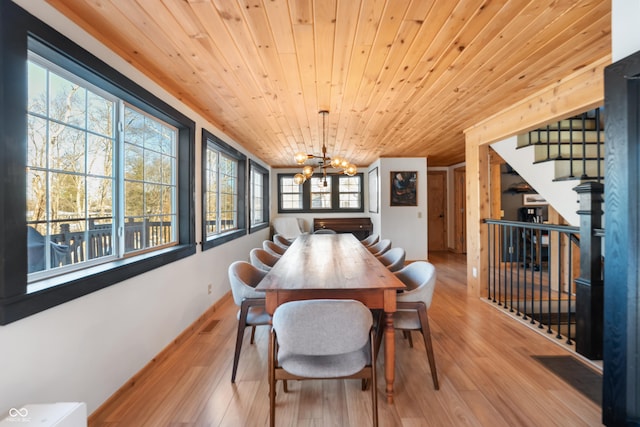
[28,219,173,270]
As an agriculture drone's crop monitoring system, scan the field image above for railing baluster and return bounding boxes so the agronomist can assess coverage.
[547,230,554,334]
[522,225,528,321]
[529,227,536,325]
[538,228,544,329]
[596,108,602,183]
[488,223,493,301]
[556,234,564,340]
[498,227,506,305]
[581,113,587,179]
[569,117,575,178]
[516,225,521,316]
[509,226,514,312]
[566,241,574,345]
[556,121,562,160]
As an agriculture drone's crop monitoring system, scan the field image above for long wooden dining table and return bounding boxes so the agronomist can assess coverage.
[255,233,406,403]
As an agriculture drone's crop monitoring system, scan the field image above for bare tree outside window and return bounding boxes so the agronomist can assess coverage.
[26,54,177,279]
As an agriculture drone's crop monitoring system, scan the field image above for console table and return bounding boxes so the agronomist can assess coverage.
[313,217,373,240]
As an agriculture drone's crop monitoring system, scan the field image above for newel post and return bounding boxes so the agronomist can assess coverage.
[573,181,604,360]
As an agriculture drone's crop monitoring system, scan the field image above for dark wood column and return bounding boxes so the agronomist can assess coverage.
[603,49,640,426]
[573,182,604,360]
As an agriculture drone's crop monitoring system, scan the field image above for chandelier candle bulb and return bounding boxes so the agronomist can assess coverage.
[293,110,357,185]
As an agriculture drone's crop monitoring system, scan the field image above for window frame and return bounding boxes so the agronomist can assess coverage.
[248,160,270,233]
[201,128,246,250]
[277,173,365,213]
[0,2,196,324]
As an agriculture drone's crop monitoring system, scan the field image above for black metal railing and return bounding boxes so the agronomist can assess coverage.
[525,108,604,182]
[485,219,581,346]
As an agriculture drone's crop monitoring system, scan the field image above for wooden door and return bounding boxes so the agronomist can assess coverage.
[427,171,447,251]
[454,167,466,253]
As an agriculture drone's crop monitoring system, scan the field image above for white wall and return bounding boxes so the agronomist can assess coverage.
[378,158,428,261]
[367,160,382,237]
[612,0,640,62]
[1,0,270,415]
[491,136,581,226]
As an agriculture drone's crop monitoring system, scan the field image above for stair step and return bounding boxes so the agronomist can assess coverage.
[532,144,604,162]
[517,131,604,148]
[533,156,603,164]
[540,117,599,131]
[554,158,604,179]
[553,175,604,182]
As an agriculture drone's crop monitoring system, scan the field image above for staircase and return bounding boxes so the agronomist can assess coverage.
[491,108,604,226]
[487,108,605,359]
[519,109,604,183]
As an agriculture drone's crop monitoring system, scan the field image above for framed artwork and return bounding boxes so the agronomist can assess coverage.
[368,167,379,213]
[390,171,417,206]
[523,193,547,205]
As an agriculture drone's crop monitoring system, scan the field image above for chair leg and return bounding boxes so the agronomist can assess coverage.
[250,325,257,344]
[370,329,378,427]
[403,330,414,348]
[373,310,384,358]
[268,329,276,427]
[417,306,439,390]
[231,302,250,383]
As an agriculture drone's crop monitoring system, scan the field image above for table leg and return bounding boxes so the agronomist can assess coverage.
[384,311,395,403]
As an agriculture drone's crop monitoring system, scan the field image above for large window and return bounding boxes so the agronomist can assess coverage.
[27,55,179,280]
[249,160,269,233]
[280,176,303,210]
[202,129,246,249]
[277,174,364,213]
[0,2,195,324]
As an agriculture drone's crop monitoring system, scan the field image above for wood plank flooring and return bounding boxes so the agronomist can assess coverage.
[90,251,602,426]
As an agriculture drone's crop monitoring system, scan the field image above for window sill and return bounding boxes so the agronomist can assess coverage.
[249,222,269,234]
[0,243,196,325]
[201,228,247,251]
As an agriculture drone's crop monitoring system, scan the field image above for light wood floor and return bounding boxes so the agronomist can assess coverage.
[90,251,602,426]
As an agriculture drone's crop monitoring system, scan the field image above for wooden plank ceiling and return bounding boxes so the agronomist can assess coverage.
[45,0,611,167]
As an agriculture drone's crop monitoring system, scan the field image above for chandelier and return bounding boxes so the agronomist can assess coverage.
[293,110,357,186]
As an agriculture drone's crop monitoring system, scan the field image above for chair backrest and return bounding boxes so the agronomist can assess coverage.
[272,235,290,251]
[273,234,292,247]
[250,248,279,271]
[377,247,406,272]
[367,239,391,256]
[313,228,337,234]
[263,240,286,256]
[360,234,379,247]
[394,261,437,308]
[228,261,267,306]
[272,217,303,240]
[272,299,372,356]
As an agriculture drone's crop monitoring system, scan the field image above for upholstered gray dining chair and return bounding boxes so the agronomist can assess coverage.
[263,240,286,257]
[249,248,279,272]
[376,247,406,272]
[273,233,293,247]
[228,261,271,383]
[272,216,305,240]
[269,299,378,427]
[313,228,337,234]
[366,239,391,257]
[360,234,379,247]
[393,261,439,389]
